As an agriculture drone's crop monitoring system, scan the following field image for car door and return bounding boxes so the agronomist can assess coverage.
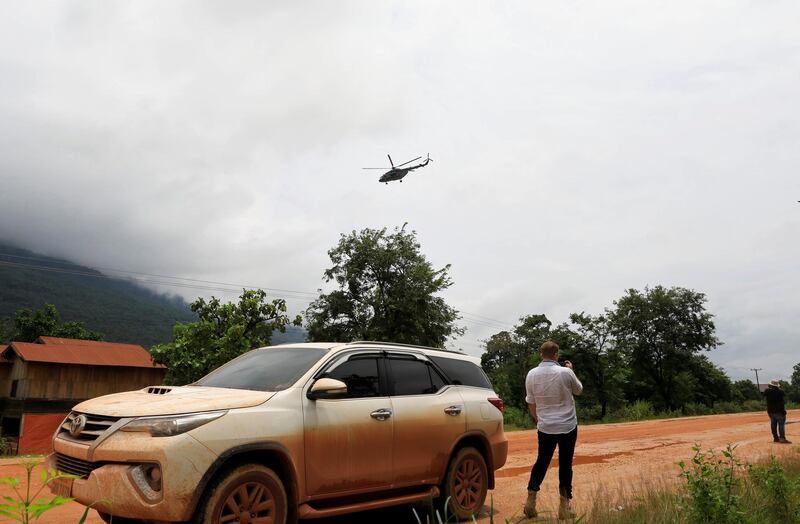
[303,352,394,497]
[386,353,466,487]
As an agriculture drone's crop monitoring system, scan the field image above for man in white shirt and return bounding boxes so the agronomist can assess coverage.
[523,341,583,520]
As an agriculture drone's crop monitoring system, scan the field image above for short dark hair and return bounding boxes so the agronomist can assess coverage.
[540,341,559,358]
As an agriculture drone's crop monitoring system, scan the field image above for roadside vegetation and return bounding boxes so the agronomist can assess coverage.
[482,286,800,428]
[586,445,800,524]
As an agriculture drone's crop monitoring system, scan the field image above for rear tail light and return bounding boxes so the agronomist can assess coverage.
[488,397,504,412]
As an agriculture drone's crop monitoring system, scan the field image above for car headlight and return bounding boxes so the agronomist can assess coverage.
[121,411,227,437]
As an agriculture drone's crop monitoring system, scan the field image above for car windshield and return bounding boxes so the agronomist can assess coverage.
[193,347,330,392]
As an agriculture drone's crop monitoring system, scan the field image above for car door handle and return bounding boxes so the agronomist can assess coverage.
[370,409,393,421]
[444,405,463,416]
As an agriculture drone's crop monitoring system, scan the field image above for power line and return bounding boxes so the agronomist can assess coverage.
[0,253,516,334]
[0,252,318,298]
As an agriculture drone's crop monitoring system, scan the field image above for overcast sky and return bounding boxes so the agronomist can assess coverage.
[1,1,798,380]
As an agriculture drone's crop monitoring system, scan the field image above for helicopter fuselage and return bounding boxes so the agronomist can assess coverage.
[378,157,431,183]
[379,169,410,183]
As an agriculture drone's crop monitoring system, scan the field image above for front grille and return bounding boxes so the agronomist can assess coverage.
[58,412,120,442]
[54,453,102,479]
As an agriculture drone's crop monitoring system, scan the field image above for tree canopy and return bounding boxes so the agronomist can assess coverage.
[305,225,463,346]
[610,286,720,411]
[1,303,103,343]
[150,289,301,385]
[481,314,554,410]
[482,286,732,419]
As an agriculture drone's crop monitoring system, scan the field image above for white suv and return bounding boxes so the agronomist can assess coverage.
[49,341,508,523]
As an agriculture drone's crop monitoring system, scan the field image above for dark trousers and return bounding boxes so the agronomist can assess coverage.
[527,427,578,499]
[770,413,786,439]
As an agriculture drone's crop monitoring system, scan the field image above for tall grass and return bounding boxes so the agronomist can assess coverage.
[586,445,800,524]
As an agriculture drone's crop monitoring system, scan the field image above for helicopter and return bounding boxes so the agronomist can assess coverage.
[363,153,432,184]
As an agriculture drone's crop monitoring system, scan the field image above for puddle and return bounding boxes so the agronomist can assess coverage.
[496,443,675,478]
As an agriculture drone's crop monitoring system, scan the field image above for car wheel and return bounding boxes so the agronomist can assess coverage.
[442,447,488,520]
[194,464,288,524]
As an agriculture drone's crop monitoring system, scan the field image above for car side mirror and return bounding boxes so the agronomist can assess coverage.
[307,378,348,400]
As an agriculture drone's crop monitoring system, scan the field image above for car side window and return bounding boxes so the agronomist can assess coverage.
[388,356,445,396]
[321,357,381,398]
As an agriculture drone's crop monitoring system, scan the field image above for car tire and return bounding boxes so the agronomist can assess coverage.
[441,447,488,520]
[193,464,288,524]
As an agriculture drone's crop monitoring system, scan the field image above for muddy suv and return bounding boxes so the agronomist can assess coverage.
[49,342,508,523]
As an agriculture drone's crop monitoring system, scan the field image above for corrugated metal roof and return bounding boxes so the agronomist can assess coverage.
[4,339,165,368]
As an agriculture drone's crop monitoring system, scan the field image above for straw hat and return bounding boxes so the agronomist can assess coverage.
[769,379,781,388]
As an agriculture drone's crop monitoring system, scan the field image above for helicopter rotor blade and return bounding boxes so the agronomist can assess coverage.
[388,154,394,167]
[362,167,389,170]
[395,156,422,168]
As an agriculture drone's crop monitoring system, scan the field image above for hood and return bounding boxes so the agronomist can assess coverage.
[72,386,276,417]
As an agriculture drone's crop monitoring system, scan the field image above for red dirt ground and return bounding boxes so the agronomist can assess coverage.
[1,409,796,523]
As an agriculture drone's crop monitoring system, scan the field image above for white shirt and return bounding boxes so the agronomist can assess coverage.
[525,360,583,434]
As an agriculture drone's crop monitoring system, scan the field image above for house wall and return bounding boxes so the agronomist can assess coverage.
[0,364,11,397]
[18,363,166,400]
[18,413,67,454]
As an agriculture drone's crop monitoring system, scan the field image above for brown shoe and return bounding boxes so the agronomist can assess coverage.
[779,438,792,444]
[558,495,576,520]
[523,490,538,518]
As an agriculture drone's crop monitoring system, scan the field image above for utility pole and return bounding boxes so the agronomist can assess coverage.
[751,368,763,393]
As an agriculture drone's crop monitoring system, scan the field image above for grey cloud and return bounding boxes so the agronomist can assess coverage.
[1,1,799,378]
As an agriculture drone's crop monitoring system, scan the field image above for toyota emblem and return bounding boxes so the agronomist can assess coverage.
[69,414,87,437]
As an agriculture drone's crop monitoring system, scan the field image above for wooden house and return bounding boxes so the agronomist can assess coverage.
[0,336,166,454]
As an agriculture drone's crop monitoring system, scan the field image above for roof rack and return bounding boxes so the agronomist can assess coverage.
[347,341,465,355]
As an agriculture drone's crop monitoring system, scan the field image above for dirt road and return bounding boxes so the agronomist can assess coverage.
[1,410,796,523]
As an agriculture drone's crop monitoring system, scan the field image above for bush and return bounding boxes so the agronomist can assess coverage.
[678,444,746,524]
[503,406,534,430]
[577,404,603,422]
[622,400,654,421]
[683,403,713,416]
[749,457,800,522]
[713,401,743,414]
[742,399,764,412]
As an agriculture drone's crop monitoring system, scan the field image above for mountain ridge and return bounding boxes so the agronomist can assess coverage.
[0,243,307,347]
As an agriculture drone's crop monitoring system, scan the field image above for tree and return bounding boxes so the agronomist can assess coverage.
[4,304,102,343]
[732,379,761,402]
[609,286,720,411]
[305,225,463,346]
[565,313,627,419]
[481,314,553,410]
[684,355,733,407]
[789,363,800,403]
[150,290,301,385]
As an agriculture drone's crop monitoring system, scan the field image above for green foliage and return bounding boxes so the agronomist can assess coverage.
[678,444,746,524]
[749,457,800,522]
[732,379,761,402]
[502,405,535,430]
[0,460,81,523]
[150,289,302,385]
[589,449,800,524]
[0,244,195,347]
[0,437,11,457]
[789,363,800,403]
[611,286,721,411]
[487,285,736,422]
[567,312,627,419]
[305,225,463,347]
[481,314,553,410]
[621,400,655,421]
[4,304,103,343]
